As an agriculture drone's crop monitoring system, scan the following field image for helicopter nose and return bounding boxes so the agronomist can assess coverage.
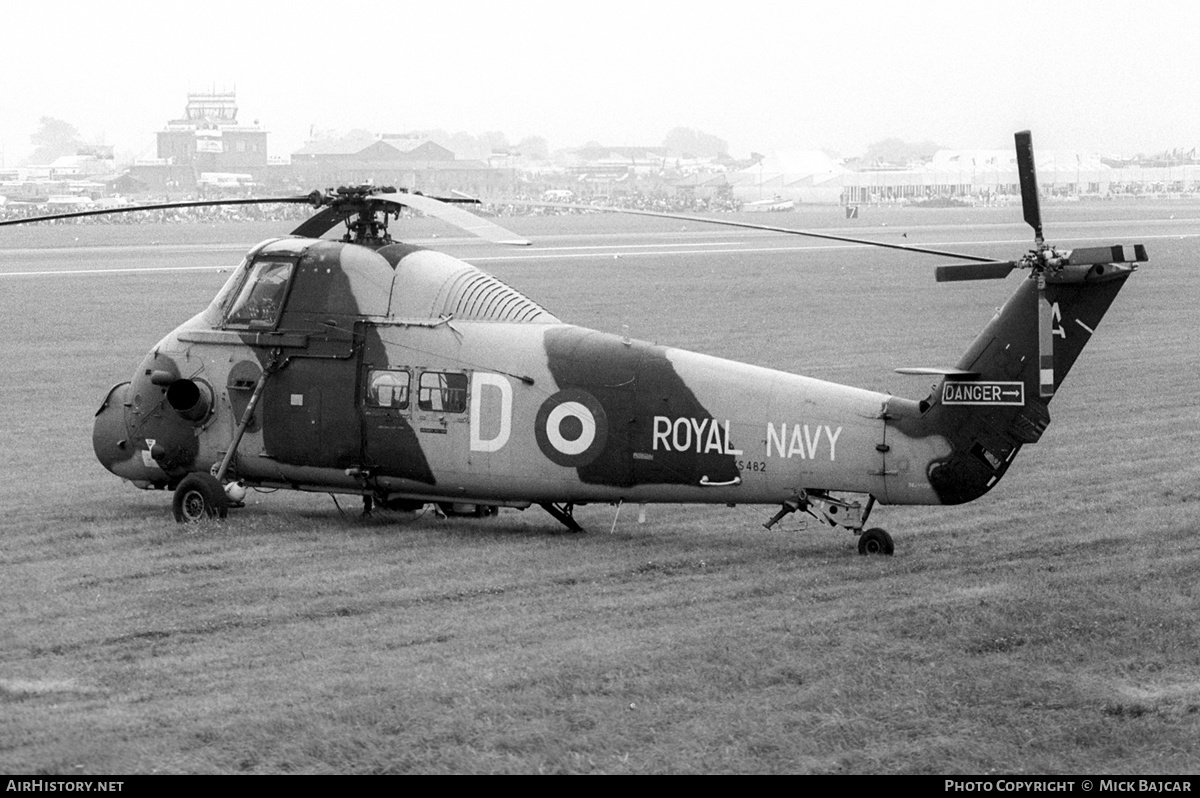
[93,382,131,470]
[93,382,166,486]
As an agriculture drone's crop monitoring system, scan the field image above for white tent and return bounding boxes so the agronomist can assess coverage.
[736,150,849,204]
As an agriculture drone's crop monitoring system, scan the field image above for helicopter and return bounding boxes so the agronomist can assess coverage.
[1,131,1147,554]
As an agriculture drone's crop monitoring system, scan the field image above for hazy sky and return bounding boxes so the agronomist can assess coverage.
[2,0,1197,166]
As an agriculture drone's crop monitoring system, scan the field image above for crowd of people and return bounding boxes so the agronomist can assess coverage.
[484,190,741,217]
[0,200,314,225]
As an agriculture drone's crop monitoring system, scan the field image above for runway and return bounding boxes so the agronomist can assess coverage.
[4,203,1200,278]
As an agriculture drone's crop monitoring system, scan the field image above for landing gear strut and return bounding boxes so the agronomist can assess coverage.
[540,502,584,533]
[173,354,274,524]
[763,491,893,555]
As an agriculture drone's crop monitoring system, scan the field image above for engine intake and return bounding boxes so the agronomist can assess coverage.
[166,378,213,423]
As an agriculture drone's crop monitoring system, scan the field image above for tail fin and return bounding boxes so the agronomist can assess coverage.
[955,263,1135,403]
[899,263,1136,504]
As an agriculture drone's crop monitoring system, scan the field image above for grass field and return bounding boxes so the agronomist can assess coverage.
[1,204,1198,773]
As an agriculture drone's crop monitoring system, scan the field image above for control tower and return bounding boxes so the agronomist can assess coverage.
[156,89,268,172]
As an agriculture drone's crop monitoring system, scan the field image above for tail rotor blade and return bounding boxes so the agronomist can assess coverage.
[935,261,1017,282]
[1038,278,1055,398]
[1015,130,1043,246]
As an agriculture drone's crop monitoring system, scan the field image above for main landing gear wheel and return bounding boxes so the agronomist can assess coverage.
[857,527,894,556]
[173,473,230,523]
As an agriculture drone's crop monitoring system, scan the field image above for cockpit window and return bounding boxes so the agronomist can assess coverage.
[225,259,294,328]
[212,256,249,315]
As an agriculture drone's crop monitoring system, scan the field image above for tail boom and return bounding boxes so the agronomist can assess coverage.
[885,263,1135,505]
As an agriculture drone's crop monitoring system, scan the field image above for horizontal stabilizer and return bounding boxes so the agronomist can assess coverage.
[1063,244,1148,266]
[895,367,981,377]
[935,261,1017,282]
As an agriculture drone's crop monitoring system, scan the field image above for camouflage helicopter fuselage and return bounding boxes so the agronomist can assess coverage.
[93,233,1134,533]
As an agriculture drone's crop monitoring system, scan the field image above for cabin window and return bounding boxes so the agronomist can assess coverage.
[367,369,410,409]
[418,372,468,413]
[225,259,294,328]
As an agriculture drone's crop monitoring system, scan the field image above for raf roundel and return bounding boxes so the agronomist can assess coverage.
[535,389,609,467]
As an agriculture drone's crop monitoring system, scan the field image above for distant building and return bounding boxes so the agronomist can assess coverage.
[0,146,116,201]
[130,91,271,192]
[546,145,669,194]
[47,151,114,179]
[291,133,512,195]
[156,91,268,171]
[560,145,668,178]
[837,149,1116,204]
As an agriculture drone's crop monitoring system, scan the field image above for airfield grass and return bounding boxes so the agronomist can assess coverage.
[1,206,1199,773]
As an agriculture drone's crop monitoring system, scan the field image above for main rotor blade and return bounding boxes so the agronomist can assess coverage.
[1038,278,1055,398]
[519,202,998,262]
[0,196,314,227]
[934,261,1018,282]
[1015,130,1043,246]
[291,205,355,238]
[375,193,530,246]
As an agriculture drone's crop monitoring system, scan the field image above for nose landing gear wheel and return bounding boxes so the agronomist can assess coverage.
[857,527,894,556]
[173,473,230,523]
